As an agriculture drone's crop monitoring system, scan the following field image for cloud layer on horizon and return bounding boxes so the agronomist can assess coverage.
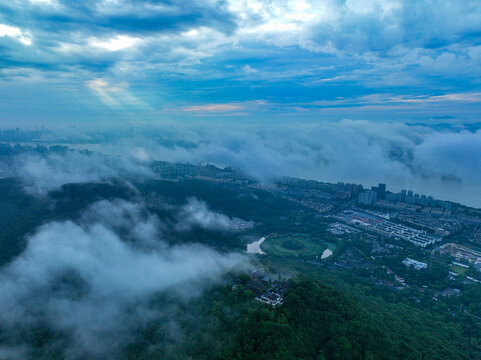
[115,121,481,187]
[9,119,480,206]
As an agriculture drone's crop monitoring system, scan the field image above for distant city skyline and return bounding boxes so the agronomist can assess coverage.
[1,136,480,208]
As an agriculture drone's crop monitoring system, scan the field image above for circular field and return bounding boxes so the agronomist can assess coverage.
[282,239,305,250]
[261,234,336,257]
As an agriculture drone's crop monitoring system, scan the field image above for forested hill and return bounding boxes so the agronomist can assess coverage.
[123,277,469,360]
[234,279,399,360]
[233,279,469,359]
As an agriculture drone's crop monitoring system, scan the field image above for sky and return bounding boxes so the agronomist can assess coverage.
[0,0,480,125]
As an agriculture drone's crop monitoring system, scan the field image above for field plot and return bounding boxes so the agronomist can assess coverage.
[261,234,336,258]
[450,264,468,275]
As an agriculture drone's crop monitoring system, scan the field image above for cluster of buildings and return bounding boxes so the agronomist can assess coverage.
[357,184,461,237]
[328,222,359,235]
[396,212,462,236]
[436,243,481,269]
[245,270,288,307]
[358,184,453,212]
[386,190,452,210]
[358,183,386,205]
[0,127,47,142]
[403,258,428,270]
[255,285,286,307]
[299,199,333,213]
[232,221,255,230]
[277,178,365,200]
[151,161,250,184]
[335,210,442,247]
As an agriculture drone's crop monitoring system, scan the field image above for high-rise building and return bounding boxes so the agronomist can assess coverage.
[386,193,398,201]
[419,194,427,207]
[414,194,419,205]
[358,190,377,205]
[405,195,414,204]
[443,201,452,211]
[378,183,386,199]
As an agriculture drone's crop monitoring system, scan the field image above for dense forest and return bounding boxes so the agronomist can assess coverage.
[122,277,472,360]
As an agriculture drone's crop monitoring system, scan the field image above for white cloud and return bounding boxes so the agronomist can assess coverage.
[414,130,481,182]
[176,198,253,232]
[29,0,59,7]
[16,149,153,195]
[0,200,245,357]
[242,64,258,73]
[182,103,243,112]
[0,24,32,45]
[89,35,141,51]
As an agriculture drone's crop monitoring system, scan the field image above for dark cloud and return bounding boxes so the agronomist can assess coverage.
[1,0,236,35]
[0,1,480,128]
[1,0,480,88]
